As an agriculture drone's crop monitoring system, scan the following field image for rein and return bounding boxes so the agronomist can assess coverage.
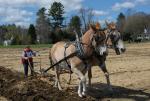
[79,42,94,48]
[104,29,116,47]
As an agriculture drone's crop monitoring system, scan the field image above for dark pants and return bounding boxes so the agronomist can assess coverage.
[23,61,34,76]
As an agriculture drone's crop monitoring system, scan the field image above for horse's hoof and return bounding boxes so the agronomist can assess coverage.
[82,92,86,96]
[58,88,63,91]
[78,93,83,98]
[82,95,86,98]
[78,94,86,98]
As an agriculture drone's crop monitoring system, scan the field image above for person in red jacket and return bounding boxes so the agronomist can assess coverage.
[21,46,36,77]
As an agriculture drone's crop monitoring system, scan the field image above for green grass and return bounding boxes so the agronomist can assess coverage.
[0,44,52,48]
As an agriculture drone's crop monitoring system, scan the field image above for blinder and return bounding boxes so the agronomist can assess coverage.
[93,31,106,44]
[108,29,121,44]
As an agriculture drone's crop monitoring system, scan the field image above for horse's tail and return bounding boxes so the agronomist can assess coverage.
[49,48,53,66]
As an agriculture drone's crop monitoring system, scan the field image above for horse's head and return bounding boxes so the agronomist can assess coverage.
[89,23,108,56]
[105,21,126,55]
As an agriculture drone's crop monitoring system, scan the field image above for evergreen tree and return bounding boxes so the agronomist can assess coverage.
[49,1,64,29]
[28,24,36,44]
[117,12,126,33]
[69,15,81,36]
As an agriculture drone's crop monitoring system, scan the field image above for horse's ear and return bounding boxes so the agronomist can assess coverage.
[89,24,97,31]
[110,22,116,29]
[95,22,101,30]
[89,22,101,32]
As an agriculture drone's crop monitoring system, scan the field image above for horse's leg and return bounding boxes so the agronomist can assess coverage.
[85,66,92,87]
[54,66,63,90]
[54,66,58,87]
[82,71,87,96]
[78,80,83,97]
[99,61,113,91]
[72,67,87,97]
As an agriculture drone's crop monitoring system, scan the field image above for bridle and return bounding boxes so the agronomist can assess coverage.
[104,28,121,48]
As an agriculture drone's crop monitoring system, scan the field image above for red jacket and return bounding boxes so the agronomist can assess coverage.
[21,48,35,64]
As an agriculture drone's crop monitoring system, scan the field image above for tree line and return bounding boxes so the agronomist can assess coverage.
[0,2,150,45]
[117,11,150,41]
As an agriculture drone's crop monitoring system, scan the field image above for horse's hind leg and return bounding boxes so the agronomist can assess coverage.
[54,66,63,90]
[54,67,58,87]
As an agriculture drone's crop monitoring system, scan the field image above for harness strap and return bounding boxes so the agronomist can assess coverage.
[64,42,90,71]
[105,30,111,44]
[75,41,85,59]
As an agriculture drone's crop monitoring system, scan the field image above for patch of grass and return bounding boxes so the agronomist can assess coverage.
[0,44,52,48]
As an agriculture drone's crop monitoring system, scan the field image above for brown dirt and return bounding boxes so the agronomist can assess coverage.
[0,66,95,101]
[0,43,150,101]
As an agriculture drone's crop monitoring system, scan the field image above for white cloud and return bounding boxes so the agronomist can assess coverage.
[0,7,33,27]
[135,0,146,3]
[135,0,150,4]
[112,2,135,11]
[38,0,84,12]
[0,0,37,8]
[93,10,108,16]
[0,0,84,27]
[98,20,105,27]
[112,0,150,11]
[0,0,84,9]
[98,19,117,28]
[106,16,113,20]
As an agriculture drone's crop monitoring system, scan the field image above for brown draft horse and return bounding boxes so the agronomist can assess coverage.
[87,21,126,91]
[49,24,107,97]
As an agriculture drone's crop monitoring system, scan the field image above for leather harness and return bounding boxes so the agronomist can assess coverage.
[63,41,90,71]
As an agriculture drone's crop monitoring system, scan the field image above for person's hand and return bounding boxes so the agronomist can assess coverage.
[24,57,28,59]
[33,52,36,56]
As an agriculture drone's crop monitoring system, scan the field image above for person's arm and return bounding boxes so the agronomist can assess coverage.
[31,50,36,56]
[33,51,36,56]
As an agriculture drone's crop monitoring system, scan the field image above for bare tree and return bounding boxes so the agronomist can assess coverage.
[87,8,94,25]
[79,8,87,31]
[79,8,95,31]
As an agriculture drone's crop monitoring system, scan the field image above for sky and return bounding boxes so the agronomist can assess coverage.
[0,0,149,27]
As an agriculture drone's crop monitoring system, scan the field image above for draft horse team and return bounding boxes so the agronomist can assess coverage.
[49,21,126,97]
